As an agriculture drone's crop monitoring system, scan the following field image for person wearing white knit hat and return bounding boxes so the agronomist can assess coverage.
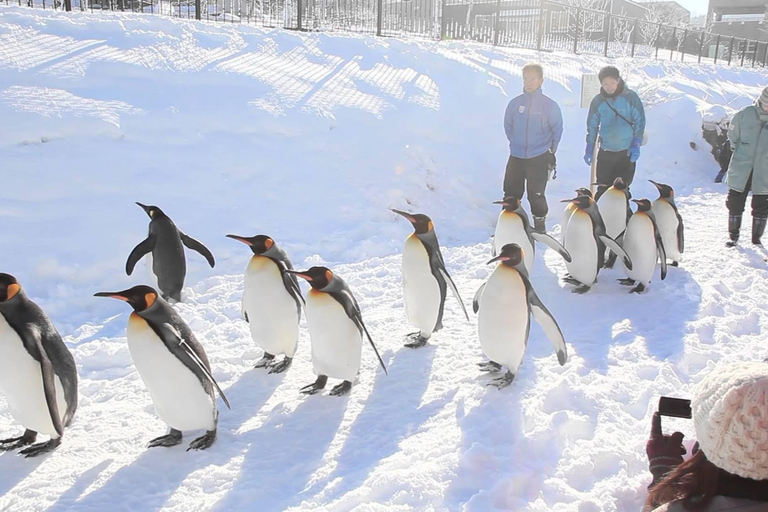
[645,361,768,511]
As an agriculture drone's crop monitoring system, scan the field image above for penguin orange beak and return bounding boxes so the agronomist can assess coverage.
[492,200,510,206]
[93,292,129,301]
[226,234,253,246]
[631,199,643,206]
[486,255,510,264]
[284,269,312,282]
[390,209,416,223]
[136,202,152,216]
[560,198,577,203]
[648,180,662,189]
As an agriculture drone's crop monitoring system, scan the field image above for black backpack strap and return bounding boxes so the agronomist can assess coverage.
[603,98,634,128]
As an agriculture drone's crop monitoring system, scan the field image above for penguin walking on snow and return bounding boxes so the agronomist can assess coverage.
[286,267,387,396]
[492,196,571,272]
[126,203,215,302]
[472,244,567,389]
[94,285,230,451]
[595,177,630,268]
[649,180,684,267]
[0,273,78,457]
[561,195,633,294]
[227,234,304,374]
[391,210,469,348]
[618,199,667,293]
[560,188,593,245]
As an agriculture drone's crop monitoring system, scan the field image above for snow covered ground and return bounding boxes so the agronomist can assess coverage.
[1,5,768,511]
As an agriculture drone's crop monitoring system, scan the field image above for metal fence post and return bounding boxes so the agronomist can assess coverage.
[64,0,71,10]
[493,0,501,46]
[753,41,758,66]
[670,27,675,60]
[654,23,661,59]
[741,39,747,66]
[763,42,768,67]
[631,18,637,57]
[603,13,611,57]
[195,0,200,19]
[573,7,581,54]
[680,28,687,61]
[536,3,545,51]
[297,0,303,30]
[714,34,720,64]
[376,0,382,36]
[440,0,447,40]
[728,36,734,65]
[698,32,704,63]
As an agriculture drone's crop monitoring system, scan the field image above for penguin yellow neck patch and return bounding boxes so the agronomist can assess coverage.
[144,293,156,309]
[5,283,20,301]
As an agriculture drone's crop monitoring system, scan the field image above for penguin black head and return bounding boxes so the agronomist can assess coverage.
[649,180,674,199]
[562,196,593,210]
[0,273,21,302]
[136,202,166,219]
[94,285,160,312]
[575,188,593,198]
[391,209,434,235]
[226,234,275,255]
[285,267,333,290]
[487,243,524,267]
[492,196,521,211]
[632,199,653,212]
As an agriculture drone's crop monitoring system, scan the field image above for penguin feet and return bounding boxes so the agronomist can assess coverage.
[618,278,636,286]
[404,334,428,349]
[0,429,37,451]
[670,261,679,267]
[268,356,292,374]
[187,430,216,451]
[603,253,617,269]
[300,375,328,396]
[487,371,515,389]
[19,437,61,458]
[148,429,183,449]
[254,353,276,369]
[478,361,503,372]
[630,284,646,294]
[562,276,582,286]
[329,381,352,397]
[571,285,591,294]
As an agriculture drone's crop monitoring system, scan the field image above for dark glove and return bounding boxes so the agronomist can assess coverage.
[545,152,557,180]
[584,144,594,166]
[646,412,686,490]
[629,137,642,163]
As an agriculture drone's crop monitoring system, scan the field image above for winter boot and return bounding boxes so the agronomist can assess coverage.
[726,215,742,247]
[715,170,726,183]
[752,216,767,246]
[533,216,546,234]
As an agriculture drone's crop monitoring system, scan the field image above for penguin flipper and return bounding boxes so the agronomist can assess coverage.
[530,232,572,263]
[358,316,388,376]
[180,232,216,268]
[162,323,231,410]
[126,237,154,275]
[472,283,487,314]
[656,233,668,280]
[599,235,633,271]
[278,262,305,311]
[521,275,567,366]
[676,214,685,254]
[439,268,469,322]
[328,289,387,375]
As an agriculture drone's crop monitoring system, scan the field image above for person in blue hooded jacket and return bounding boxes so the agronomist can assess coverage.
[503,62,563,233]
[584,66,646,201]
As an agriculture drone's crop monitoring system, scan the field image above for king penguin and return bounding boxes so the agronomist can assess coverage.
[0,273,78,457]
[286,267,387,397]
[595,177,630,268]
[560,188,593,245]
[472,244,567,389]
[617,199,668,293]
[561,195,633,294]
[94,285,230,451]
[126,203,215,302]
[492,196,571,272]
[391,209,469,348]
[227,235,304,374]
[649,180,684,267]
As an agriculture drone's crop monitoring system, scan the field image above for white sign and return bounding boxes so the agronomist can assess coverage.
[581,74,601,109]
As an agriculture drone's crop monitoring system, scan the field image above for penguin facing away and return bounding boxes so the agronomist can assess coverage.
[126,203,215,302]
[0,273,78,457]
[472,244,567,389]
[391,209,469,349]
[492,196,571,272]
[595,177,630,269]
[561,195,633,294]
[560,187,593,245]
[94,285,230,451]
[286,267,387,397]
[617,199,668,294]
[649,180,684,267]
[226,234,304,374]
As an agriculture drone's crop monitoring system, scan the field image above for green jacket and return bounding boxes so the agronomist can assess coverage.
[728,103,768,194]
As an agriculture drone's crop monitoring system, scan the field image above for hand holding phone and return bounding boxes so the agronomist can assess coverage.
[646,412,687,489]
[658,397,692,419]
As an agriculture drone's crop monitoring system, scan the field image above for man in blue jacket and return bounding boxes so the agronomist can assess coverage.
[503,63,563,233]
[584,66,646,201]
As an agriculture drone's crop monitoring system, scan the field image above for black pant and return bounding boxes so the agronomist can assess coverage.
[727,173,768,218]
[594,149,636,201]
[503,153,549,217]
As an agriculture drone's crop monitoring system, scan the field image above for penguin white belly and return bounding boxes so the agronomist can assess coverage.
[564,212,598,286]
[561,204,576,244]
[402,234,441,336]
[652,201,682,262]
[243,256,299,358]
[493,212,534,271]
[477,267,530,373]
[598,192,627,239]
[623,215,657,285]
[145,252,159,290]
[305,290,362,382]
[127,314,215,432]
[0,314,67,437]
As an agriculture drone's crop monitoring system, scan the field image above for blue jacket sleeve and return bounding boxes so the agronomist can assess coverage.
[629,91,646,143]
[550,100,563,153]
[586,95,601,145]
[504,100,514,143]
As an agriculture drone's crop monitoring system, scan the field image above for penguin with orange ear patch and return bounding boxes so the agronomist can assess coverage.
[94,285,230,451]
[286,267,387,397]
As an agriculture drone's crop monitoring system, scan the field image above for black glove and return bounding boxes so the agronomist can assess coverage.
[546,152,557,180]
[646,412,686,490]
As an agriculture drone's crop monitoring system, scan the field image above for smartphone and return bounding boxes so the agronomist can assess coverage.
[658,397,692,419]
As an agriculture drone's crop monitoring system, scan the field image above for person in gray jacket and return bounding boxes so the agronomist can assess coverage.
[725,86,768,247]
[643,361,768,511]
